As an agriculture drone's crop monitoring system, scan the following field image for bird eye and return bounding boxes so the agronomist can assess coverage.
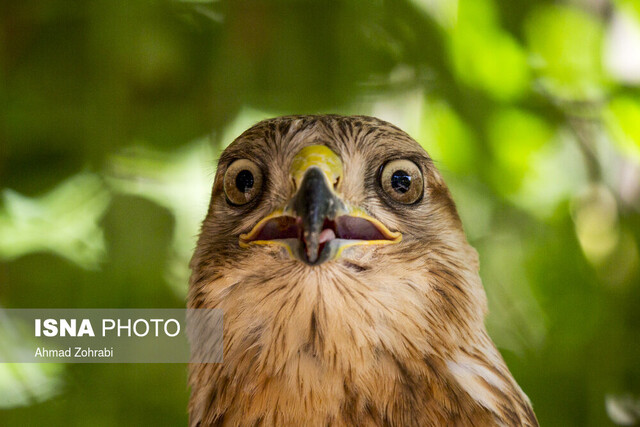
[380,159,423,204]
[223,159,263,205]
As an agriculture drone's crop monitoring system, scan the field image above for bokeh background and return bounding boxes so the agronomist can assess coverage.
[1,0,640,425]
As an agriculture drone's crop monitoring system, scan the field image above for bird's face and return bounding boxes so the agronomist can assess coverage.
[196,116,468,276]
[238,144,403,265]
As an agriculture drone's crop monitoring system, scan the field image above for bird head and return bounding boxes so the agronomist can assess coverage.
[193,115,473,270]
[190,115,485,343]
[188,115,536,427]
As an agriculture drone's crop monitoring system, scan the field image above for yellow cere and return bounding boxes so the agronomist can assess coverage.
[290,145,343,188]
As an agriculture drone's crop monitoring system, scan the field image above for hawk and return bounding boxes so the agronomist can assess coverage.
[189,115,538,426]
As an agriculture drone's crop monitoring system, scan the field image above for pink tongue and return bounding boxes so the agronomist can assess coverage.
[318,228,336,244]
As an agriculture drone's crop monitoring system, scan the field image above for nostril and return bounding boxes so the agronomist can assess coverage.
[333,176,340,190]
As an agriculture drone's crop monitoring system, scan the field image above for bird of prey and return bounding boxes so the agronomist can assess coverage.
[188,115,538,426]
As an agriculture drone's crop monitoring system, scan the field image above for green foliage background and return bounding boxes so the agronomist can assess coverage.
[2,0,640,425]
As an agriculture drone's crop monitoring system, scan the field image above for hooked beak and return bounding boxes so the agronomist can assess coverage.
[239,145,401,265]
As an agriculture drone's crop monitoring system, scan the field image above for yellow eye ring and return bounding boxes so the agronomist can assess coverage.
[380,159,424,204]
[223,159,263,205]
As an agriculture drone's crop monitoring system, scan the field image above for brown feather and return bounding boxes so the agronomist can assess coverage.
[189,115,538,426]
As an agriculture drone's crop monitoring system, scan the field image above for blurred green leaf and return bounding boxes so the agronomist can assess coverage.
[0,174,110,268]
[614,0,640,21]
[107,138,216,294]
[526,5,609,99]
[487,108,554,192]
[419,98,478,174]
[606,394,640,425]
[448,0,530,100]
[0,363,63,409]
[605,95,640,162]
[0,310,64,409]
[486,109,590,219]
[408,0,458,28]
[480,233,547,355]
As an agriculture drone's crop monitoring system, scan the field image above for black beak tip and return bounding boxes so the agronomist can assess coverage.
[291,167,343,266]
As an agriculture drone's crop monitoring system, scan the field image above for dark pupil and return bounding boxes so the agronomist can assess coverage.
[235,170,254,193]
[391,170,411,193]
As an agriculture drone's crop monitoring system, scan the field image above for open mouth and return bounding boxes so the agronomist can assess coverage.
[239,214,401,264]
[238,145,402,265]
